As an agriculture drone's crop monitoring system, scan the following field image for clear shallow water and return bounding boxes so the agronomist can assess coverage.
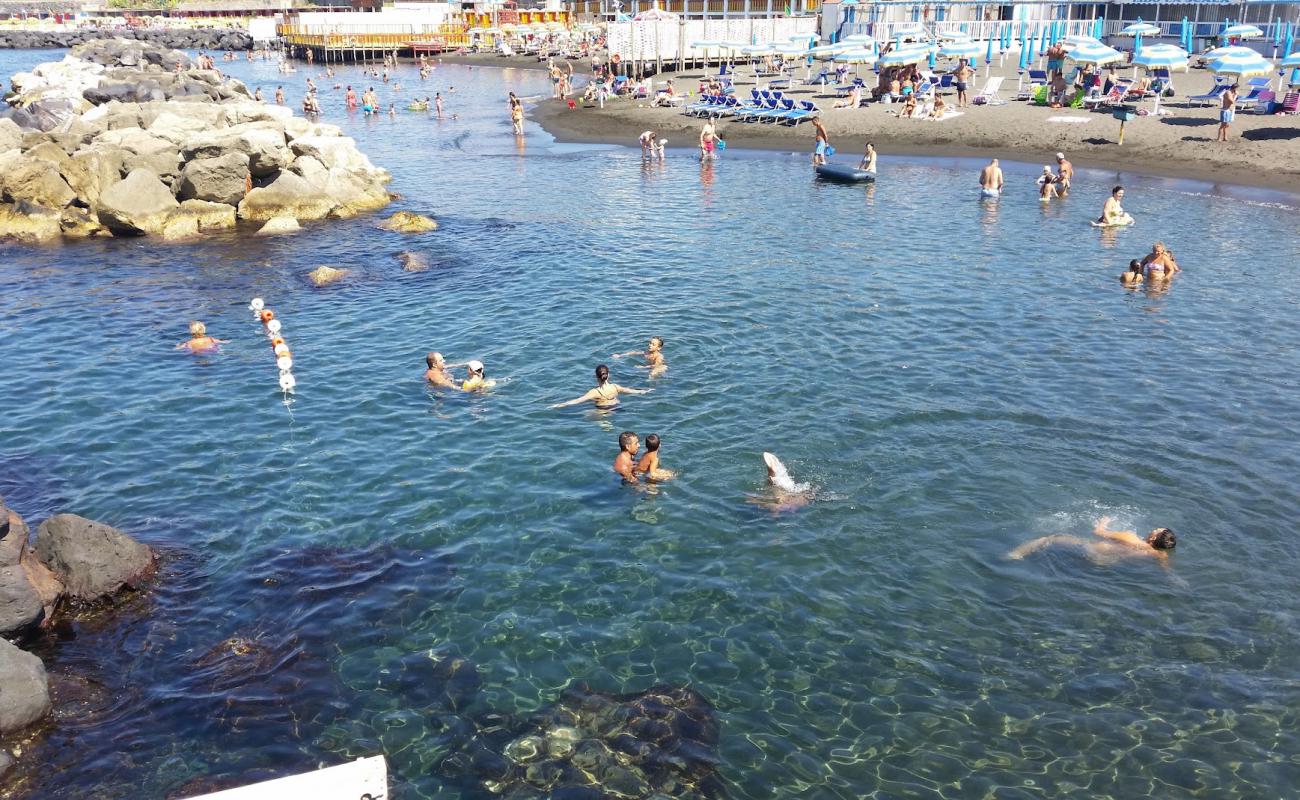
[2,49,1300,799]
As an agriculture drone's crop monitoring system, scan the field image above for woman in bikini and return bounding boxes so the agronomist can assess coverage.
[551,364,651,409]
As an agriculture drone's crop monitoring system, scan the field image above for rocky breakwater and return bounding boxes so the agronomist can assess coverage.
[0,27,253,52]
[0,499,154,760]
[0,38,392,243]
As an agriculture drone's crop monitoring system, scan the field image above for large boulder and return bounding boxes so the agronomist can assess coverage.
[379,211,438,233]
[172,199,237,232]
[289,134,386,180]
[308,265,348,287]
[256,216,300,236]
[176,152,249,206]
[34,514,153,601]
[0,201,63,243]
[0,511,63,633]
[0,119,21,153]
[238,170,333,222]
[97,168,179,236]
[60,206,107,238]
[0,638,50,735]
[67,146,126,208]
[94,128,179,181]
[184,125,289,178]
[0,160,76,209]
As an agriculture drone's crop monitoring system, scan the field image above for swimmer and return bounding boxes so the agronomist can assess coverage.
[1141,241,1180,280]
[460,360,493,391]
[634,433,676,481]
[859,142,877,174]
[751,452,812,512]
[1097,185,1133,226]
[979,158,1004,196]
[1037,165,1058,201]
[424,351,457,389]
[1008,516,1177,570]
[1120,259,1144,286]
[612,337,666,377]
[613,431,640,483]
[176,320,226,353]
[551,364,651,409]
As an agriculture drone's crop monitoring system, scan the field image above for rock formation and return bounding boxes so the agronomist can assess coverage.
[0,27,253,52]
[34,513,154,602]
[379,211,438,233]
[0,638,50,736]
[0,38,392,243]
[308,265,348,287]
[398,251,431,272]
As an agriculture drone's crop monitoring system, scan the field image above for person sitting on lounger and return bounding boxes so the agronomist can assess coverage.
[834,85,862,109]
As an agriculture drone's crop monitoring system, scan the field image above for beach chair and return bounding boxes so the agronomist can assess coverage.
[780,100,821,125]
[1251,90,1276,113]
[1235,80,1271,110]
[972,76,1006,105]
[1186,80,1228,107]
[804,68,831,86]
[937,74,954,93]
[1279,91,1300,114]
[1016,69,1048,100]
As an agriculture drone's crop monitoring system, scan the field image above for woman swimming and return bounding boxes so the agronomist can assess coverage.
[176,321,226,353]
[551,364,650,409]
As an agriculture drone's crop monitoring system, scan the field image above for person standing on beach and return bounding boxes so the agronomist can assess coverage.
[979,159,1004,195]
[812,118,829,166]
[1054,152,1073,194]
[954,59,974,107]
[1217,84,1238,142]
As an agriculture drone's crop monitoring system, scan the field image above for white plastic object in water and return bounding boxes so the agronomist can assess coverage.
[186,755,386,799]
[266,319,282,334]
[273,343,290,357]
[277,356,293,372]
[249,297,265,311]
[279,372,296,391]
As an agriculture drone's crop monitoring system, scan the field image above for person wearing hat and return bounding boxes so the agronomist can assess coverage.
[461,360,491,392]
[1053,152,1073,194]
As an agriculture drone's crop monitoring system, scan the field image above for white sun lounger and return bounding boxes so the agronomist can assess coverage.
[973,76,1006,105]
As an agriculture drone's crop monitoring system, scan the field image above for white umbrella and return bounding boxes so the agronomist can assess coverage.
[1203,45,1258,60]
[893,25,928,42]
[833,48,879,64]
[938,40,982,60]
[1119,22,1161,37]
[878,44,932,67]
[1131,44,1188,114]
[936,30,973,42]
[1222,24,1265,40]
[1064,34,1103,48]
[741,44,776,86]
[1066,41,1125,66]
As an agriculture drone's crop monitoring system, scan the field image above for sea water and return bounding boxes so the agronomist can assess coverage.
[2,49,1299,798]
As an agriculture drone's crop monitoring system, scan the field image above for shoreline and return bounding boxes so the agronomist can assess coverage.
[530,81,1300,195]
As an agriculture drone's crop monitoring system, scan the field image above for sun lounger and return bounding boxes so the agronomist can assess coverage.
[780,100,821,125]
[1186,81,1228,107]
[1279,91,1299,114]
[1235,85,1268,110]
[1017,69,1048,100]
[973,76,1006,105]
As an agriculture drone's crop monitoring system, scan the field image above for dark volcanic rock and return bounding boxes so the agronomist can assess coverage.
[34,513,153,601]
[0,637,50,735]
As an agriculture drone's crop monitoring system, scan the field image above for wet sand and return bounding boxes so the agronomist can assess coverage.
[531,62,1300,193]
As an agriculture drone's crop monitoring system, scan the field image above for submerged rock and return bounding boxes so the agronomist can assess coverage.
[308,265,348,287]
[379,211,438,233]
[34,513,153,602]
[398,251,431,272]
[0,638,50,735]
[256,216,300,236]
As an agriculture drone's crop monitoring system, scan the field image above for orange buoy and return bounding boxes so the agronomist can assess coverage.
[260,310,275,323]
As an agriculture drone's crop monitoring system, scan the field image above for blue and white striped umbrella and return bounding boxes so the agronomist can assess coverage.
[833,48,879,64]
[741,44,775,56]
[1064,34,1102,49]
[938,40,982,60]
[1065,42,1125,65]
[1208,50,1274,77]
[774,43,809,57]
[1203,45,1259,61]
[1223,24,1265,39]
[807,43,848,58]
[1132,44,1189,70]
[893,25,928,42]
[1120,22,1160,37]
[878,44,933,67]
[1281,51,1300,68]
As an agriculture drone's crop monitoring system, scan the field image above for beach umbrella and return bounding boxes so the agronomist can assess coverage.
[940,39,982,61]
[1203,45,1259,61]
[1038,24,1049,56]
[833,48,878,65]
[1120,21,1160,37]
[878,44,932,67]
[1065,41,1125,66]
[937,30,971,41]
[1222,24,1264,40]
[894,25,927,42]
[1285,24,1294,61]
[984,34,995,76]
[1208,50,1274,78]
[1281,51,1300,68]
[1018,41,1029,72]
[1064,34,1102,48]
[1181,17,1191,54]
[1132,44,1188,115]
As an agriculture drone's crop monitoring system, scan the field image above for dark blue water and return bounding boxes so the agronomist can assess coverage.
[2,49,1300,799]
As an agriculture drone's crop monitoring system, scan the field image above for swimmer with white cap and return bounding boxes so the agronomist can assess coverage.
[461,359,494,392]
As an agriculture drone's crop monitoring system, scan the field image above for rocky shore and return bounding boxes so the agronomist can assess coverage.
[0,499,155,771]
[0,38,393,243]
[0,27,252,52]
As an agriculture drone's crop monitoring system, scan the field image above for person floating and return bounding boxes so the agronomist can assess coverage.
[176,321,226,353]
[551,364,651,409]
[979,158,1004,197]
[613,431,640,483]
[1008,516,1177,570]
[613,337,666,377]
[635,433,675,482]
[1097,185,1134,226]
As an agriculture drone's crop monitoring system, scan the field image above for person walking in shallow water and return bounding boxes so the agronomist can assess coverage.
[812,118,829,166]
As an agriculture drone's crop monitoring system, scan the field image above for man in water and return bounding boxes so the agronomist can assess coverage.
[613,431,640,483]
[424,352,457,388]
[639,130,658,159]
[275,85,285,105]
[1054,152,1073,194]
[1098,185,1131,225]
[699,119,717,161]
[979,159,1004,195]
[812,118,829,166]
[613,337,665,377]
[1009,516,1177,569]
[635,434,675,481]
[1217,83,1238,142]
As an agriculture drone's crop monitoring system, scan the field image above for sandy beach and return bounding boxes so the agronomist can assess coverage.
[532,60,1300,193]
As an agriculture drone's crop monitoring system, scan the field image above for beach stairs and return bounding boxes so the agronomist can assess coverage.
[186,756,387,799]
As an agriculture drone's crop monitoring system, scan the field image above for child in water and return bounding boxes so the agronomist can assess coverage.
[176,321,225,353]
[1120,260,1144,286]
[635,434,676,481]
[613,431,640,483]
[461,360,495,392]
[613,336,666,377]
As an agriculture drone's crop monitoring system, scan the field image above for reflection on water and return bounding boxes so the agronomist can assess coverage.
[1,49,1300,800]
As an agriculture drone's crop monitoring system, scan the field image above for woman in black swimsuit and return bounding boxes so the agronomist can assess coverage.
[550,364,651,409]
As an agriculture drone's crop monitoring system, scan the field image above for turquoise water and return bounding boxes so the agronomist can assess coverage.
[3,50,1300,798]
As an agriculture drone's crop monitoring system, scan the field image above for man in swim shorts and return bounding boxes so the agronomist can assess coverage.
[1008,516,1177,569]
[699,119,717,160]
[978,158,1004,195]
[812,118,829,166]
[1053,152,1072,194]
[954,59,973,107]
[614,431,640,483]
[1217,84,1238,142]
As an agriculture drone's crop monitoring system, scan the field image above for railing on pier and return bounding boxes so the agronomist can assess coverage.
[277,23,487,54]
